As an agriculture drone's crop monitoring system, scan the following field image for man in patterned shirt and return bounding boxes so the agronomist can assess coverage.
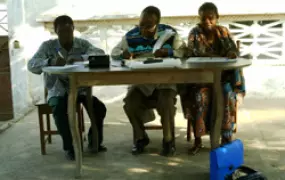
[111,6,186,156]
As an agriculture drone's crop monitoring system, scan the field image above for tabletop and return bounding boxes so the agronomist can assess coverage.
[42,58,252,75]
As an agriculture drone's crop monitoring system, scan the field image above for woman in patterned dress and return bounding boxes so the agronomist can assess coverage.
[179,2,246,155]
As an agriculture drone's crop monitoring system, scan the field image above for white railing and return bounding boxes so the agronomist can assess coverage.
[0,9,7,35]
[39,13,285,65]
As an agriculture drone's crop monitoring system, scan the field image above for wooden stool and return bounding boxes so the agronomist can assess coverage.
[36,100,85,155]
[36,103,86,155]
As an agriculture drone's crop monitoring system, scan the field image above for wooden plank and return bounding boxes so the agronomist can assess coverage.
[210,71,224,149]
[76,71,213,86]
[0,36,13,121]
[67,74,82,178]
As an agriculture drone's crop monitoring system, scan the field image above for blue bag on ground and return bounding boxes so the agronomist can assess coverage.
[210,139,244,180]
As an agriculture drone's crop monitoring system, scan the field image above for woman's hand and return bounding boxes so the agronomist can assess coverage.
[199,52,219,57]
[227,51,237,59]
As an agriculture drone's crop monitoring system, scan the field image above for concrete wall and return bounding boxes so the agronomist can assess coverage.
[7,0,58,119]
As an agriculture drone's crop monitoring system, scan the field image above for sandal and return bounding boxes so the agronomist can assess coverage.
[189,144,204,155]
[221,136,232,146]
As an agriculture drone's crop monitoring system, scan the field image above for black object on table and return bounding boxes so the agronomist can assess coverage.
[89,55,110,68]
[143,58,163,64]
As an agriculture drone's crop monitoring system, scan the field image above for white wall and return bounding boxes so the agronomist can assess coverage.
[7,0,59,119]
[39,0,285,18]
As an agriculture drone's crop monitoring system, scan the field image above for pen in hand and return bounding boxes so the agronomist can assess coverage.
[57,51,64,59]
[54,48,66,66]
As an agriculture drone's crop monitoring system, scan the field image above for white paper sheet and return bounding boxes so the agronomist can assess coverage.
[81,54,89,61]
[74,61,89,66]
[44,64,80,71]
[152,29,176,53]
[125,58,182,69]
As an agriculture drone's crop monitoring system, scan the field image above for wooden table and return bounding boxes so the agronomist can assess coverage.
[43,59,251,178]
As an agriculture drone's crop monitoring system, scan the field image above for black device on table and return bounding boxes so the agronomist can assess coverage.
[88,55,110,68]
[143,58,163,64]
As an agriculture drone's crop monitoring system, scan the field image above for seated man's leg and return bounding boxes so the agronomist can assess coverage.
[155,89,177,156]
[78,95,107,152]
[123,88,153,154]
[48,95,74,160]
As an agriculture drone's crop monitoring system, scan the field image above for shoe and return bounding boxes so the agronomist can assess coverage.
[160,140,175,157]
[65,150,75,161]
[221,136,232,146]
[98,145,107,152]
[88,144,108,153]
[188,137,203,155]
[188,144,204,155]
[132,137,150,155]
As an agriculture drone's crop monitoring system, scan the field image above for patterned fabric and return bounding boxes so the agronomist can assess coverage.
[181,85,211,137]
[126,24,176,56]
[188,24,238,57]
[180,24,246,139]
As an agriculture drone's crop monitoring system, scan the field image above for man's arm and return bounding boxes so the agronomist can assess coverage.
[27,41,50,75]
[111,36,129,60]
[154,33,187,58]
[171,33,187,58]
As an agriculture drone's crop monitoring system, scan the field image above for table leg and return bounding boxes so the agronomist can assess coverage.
[210,71,224,149]
[68,74,82,178]
[86,87,99,153]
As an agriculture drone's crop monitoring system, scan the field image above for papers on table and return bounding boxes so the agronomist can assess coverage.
[81,54,89,61]
[152,29,176,53]
[44,62,88,72]
[186,57,237,63]
[43,64,80,71]
[74,61,89,66]
[125,58,181,69]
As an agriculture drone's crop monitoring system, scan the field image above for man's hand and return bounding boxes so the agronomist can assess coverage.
[54,57,66,66]
[122,50,135,60]
[154,48,169,58]
[66,58,83,65]
[199,52,219,57]
[227,51,237,59]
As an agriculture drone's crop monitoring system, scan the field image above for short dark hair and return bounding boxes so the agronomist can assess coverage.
[141,6,161,23]
[198,2,219,18]
[53,15,74,32]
